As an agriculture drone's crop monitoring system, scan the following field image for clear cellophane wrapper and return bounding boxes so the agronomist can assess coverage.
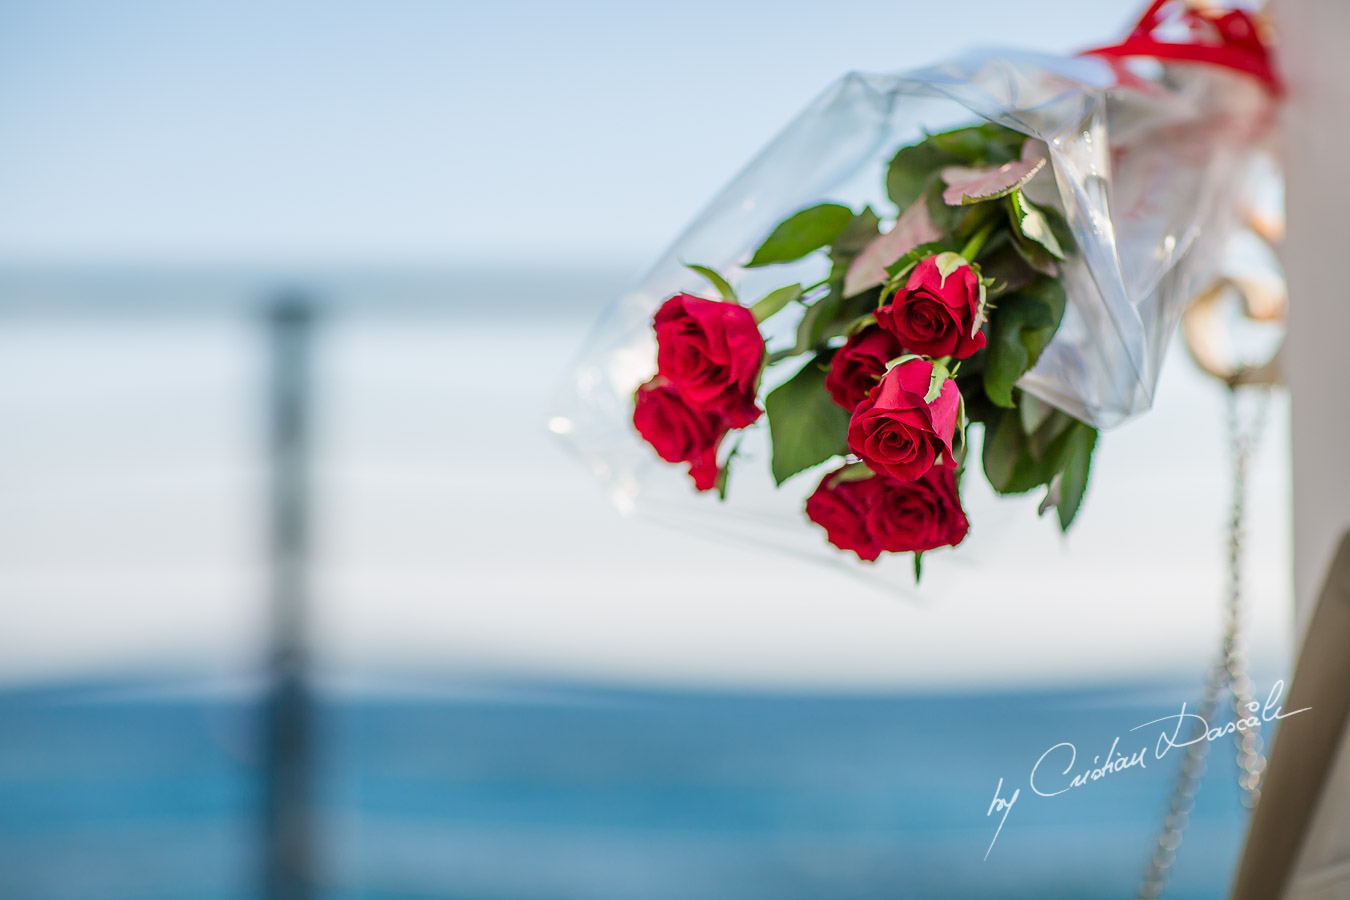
[551,49,1277,584]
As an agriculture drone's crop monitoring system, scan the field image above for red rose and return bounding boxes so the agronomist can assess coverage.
[847,358,960,482]
[655,293,764,427]
[825,325,904,411]
[633,377,727,491]
[805,465,968,561]
[875,255,986,359]
[867,467,969,554]
[805,468,883,562]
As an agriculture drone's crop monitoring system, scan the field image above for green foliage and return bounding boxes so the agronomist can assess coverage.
[1044,202,1075,256]
[750,283,802,323]
[981,393,1097,532]
[739,121,1094,534]
[747,204,854,267]
[714,466,729,500]
[982,278,1067,408]
[765,353,852,485]
[685,263,738,302]
[886,123,1026,212]
[1054,425,1096,530]
[943,157,1046,206]
[1006,190,1066,274]
[792,285,880,356]
[664,115,1106,551]
[714,438,743,501]
[933,124,1023,163]
[793,289,843,355]
[828,206,881,277]
[827,462,876,485]
[983,405,1066,494]
[883,240,949,281]
[1018,393,1055,434]
[977,241,1038,297]
[886,141,955,213]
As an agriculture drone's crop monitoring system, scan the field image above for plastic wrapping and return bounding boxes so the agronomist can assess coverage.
[551,47,1277,570]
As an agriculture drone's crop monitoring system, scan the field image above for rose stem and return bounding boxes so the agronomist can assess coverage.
[959,219,997,262]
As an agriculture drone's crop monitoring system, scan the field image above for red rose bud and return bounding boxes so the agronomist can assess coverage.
[875,254,986,360]
[847,358,960,483]
[867,467,969,554]
[805,467,883,562]
[825,325,904,411]
[633,377,728,492]
[654,293,764,428]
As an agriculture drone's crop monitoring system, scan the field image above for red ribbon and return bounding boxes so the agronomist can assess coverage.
[1082,0,1282,95]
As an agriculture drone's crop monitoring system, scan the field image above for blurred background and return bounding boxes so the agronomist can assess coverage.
[0,2,1293,899]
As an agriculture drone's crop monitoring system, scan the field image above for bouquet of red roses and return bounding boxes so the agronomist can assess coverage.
[634,124,1095,571]
[553,4,1278,580]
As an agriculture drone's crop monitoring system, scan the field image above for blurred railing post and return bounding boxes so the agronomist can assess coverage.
[263,297,315,900]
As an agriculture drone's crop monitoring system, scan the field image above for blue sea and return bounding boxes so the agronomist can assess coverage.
[0,676,1267,900]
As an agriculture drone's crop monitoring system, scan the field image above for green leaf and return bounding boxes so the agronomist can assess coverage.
[793,289,842,355]
[1044,204,1075,256]
[1018,393,1055,434]
[828,207,881,276]
[765,353,852,485]
[952,388,969,458]
[846,199,943,297]
[750,283,802,323]
[887,141,955,213]
[715,438,742,502]
[747,204,854,267]
[981,410,1023,491]
[925,357,953,403]
[977,242,1038,297]
[1009,232,1059,276]
[954,365,995,426]
[887,124,1027,213]
[843,312,876,336]
[935,123,1024,163]
[828,462,876,485]
[685,263,738,302]
[1008,190,1065,261]
[883,241,948,281]
[791,285,879,356]
[981,401,1082,495]
[1055,426,1096,530]
[930,129,990,163]
[1027,408,1074,459]
[982,278,1067,408]
[923,175,965,233]
[941,156,1047,206]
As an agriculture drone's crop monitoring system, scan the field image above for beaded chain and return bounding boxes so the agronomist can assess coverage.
[1138,385,1271,899]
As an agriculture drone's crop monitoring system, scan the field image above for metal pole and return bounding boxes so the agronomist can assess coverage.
[262,297,315,900]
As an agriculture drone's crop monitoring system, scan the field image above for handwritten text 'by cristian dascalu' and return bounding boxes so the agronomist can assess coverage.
[982,680,1309,859]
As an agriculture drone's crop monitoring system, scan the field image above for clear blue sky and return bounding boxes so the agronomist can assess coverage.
[0,0,1141,266]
